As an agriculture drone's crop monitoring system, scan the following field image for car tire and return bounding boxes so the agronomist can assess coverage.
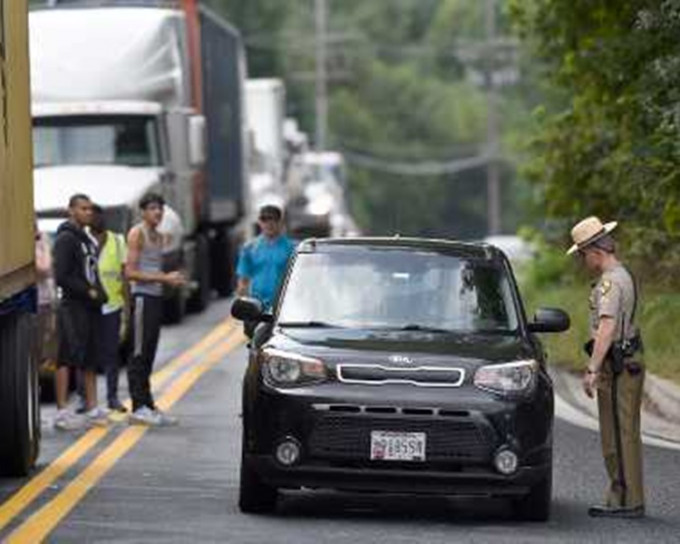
[0,311,40,477]
[238,430,278,514]
[211,227,236,299]
[512,466,552,522]
[188,233,211,313]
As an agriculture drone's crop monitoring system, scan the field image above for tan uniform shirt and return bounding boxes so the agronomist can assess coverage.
[589,263,637,340]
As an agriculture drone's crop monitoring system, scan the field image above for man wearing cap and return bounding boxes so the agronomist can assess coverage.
[568,216,645,518]
[236,205,295,309]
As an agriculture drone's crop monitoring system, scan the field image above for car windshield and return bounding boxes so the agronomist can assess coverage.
[33,115,162,168]
[278,248,519,333]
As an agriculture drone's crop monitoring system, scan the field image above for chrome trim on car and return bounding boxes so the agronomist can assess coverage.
[311,403,472,417]
[336,364,466,387]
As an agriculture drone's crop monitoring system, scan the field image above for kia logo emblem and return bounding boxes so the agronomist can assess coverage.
[389,355,413,365]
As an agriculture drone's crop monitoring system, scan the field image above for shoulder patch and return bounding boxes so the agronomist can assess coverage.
[600,279,612,297]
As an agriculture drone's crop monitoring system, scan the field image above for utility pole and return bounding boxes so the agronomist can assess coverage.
[314,0,328,151]
[485,0,501,235]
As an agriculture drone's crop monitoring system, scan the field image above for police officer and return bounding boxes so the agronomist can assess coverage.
[568,216,645,518]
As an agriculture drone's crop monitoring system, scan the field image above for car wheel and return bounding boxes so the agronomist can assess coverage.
[211,227,236,298]
[188,233,211,313]
[512,466,552,522]
[238,431,278,513]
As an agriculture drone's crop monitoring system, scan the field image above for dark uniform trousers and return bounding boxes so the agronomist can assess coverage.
[597,361,645,509]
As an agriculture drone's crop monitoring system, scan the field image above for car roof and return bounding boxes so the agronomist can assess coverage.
[297,236,504,261]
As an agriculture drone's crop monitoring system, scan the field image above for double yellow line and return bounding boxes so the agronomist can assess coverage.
[0,317,244,542]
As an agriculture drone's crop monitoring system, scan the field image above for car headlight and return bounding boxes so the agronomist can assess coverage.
[263,348,327,387]
[473,360,538,395]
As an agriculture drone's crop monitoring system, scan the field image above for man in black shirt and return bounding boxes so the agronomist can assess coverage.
[53,194,108,430]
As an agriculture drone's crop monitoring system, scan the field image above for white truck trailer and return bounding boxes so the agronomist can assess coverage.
[245,78,286,222]
[30,2,250,320]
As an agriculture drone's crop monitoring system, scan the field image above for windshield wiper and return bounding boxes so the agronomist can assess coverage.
[278,320,344,329]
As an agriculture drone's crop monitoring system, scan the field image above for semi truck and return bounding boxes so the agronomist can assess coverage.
[0,0,42,477]
[245,79,286,225]
[29,0,250,321]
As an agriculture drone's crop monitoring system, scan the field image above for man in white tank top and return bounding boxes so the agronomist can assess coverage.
[125,192,186,426]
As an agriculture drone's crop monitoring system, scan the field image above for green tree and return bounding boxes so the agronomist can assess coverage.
[210,0,528,238]
[510,0,680,282]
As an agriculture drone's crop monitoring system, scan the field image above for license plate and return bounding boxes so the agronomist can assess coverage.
[370,431,426,462]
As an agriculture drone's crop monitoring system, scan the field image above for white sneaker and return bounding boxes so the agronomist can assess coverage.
[153,408,178,427]
[54,409,86,431]
[86,406,110,427]
[129,406,163,426]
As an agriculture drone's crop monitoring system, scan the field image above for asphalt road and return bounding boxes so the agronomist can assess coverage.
[2,299,680,543]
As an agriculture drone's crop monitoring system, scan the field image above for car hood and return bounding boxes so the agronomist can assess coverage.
[33,165,163,212]
[265,327,536,369]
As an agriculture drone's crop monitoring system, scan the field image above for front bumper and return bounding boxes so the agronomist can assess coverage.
[249,456,549,496]
[243,382,553,496]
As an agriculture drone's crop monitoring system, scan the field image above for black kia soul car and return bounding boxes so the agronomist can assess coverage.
[232,238,569,521]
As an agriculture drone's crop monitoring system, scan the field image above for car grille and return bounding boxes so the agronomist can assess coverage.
[337,364,465,387]
[308,411,496,463]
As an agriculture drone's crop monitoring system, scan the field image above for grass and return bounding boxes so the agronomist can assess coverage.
[519,280,680,385]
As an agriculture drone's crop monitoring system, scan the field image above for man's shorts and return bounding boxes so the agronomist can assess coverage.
[57,302,100,370]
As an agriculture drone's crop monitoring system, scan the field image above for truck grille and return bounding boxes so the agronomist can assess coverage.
[308,412,495,463]
[337,364,465,387]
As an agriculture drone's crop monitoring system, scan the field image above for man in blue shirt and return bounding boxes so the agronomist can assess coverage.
[236,205,295,308]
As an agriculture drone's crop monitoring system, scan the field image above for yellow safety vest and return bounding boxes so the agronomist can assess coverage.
[99,231,126,312]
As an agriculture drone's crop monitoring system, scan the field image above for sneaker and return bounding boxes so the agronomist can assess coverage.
[108,399,128,413]
[54,409,86,431]
[153,408,178,427]
[86,406,110,427]
[129,406,163,426]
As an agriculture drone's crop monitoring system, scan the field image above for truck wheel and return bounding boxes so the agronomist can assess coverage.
[512,465,552,522]
[188,233,211,313]
[239,428,278,513]
[211,228,236,298]
[0,311,40,477]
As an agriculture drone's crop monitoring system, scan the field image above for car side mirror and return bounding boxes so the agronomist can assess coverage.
[528,307,570,333]
[231,297,272,323]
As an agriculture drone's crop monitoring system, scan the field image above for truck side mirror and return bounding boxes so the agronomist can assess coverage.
[189,115,206,167]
